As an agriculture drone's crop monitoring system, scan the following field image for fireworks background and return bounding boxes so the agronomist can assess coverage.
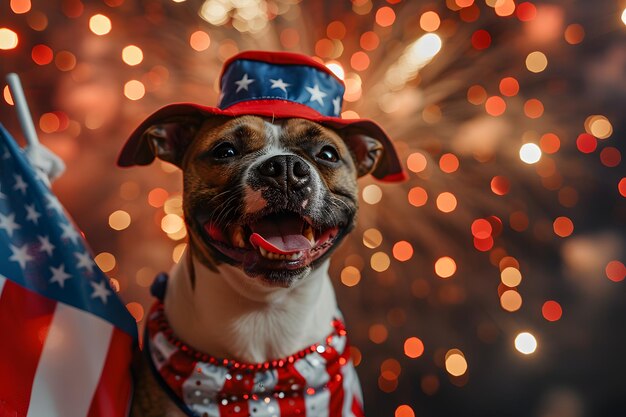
[1,0,625,416]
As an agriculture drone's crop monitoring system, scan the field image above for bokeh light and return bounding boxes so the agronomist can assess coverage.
[526,51,548,73]
[542,300,563,322]
[445,349,468,376]
[124,80,146,100]
[363,184,383,204]
[89,14,112,35]
[109,210,131,231]
[94,252,116,273]
[0,28,19,50]
[605,261,625,282]
[500,290,522,312]
[122,45,143,66]
[515,332,537,355]
[404,337,425,359]
[435,256,457,278]
[190,30,211,51]
[520,143,542,164]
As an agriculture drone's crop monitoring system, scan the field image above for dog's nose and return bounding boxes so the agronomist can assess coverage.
[257,155,311,191]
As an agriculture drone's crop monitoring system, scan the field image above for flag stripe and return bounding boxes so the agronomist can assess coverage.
[87,328,134,417]
[26,303,114,417]
[0,280,57,417]
[0,275,6,296]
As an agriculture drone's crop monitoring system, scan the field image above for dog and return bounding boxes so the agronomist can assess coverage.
[118,51,405,417]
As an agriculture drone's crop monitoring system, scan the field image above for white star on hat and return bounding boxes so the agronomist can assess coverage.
[269,78,290,94]
[50,264,72,288]
[235,73,255,93]
[90,280,112,304]
[305,84,327,106]
[332,97,342,116]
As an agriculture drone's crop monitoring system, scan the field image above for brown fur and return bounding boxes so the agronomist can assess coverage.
[130,116,381,416]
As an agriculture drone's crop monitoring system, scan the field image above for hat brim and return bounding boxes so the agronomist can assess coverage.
[118,100,407,182]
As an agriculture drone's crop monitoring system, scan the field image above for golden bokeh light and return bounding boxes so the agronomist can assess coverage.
[363,228,383,248]
[3,85,14,105]
[124,80,146,100]
[526,51,548,73]
[89,14,112,36]
[122,45,143,66]
[407,152,427,173]
[0,28,19,50]
[161,214,184,234]
[435,256,457,278]
[371,252,391,272]
[172,242,187,263]
[126,302,145,322]
[436,192,457,213]
[501,267,522,287]
[445,350,468,376]
[109,210,131,231]
[362,184,382,204]
[341,266,361,287]
[94,252,116,273]
[500,290,522,312]
[586,115,613,139]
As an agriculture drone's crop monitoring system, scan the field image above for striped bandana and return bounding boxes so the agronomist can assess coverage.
[145,302,365,417]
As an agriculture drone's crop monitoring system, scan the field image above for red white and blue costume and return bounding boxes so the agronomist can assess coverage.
[145,275,365,417]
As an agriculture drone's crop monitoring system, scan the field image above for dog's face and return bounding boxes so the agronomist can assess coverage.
[142,115,385,287]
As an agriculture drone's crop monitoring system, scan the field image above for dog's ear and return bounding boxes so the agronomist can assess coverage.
[342,132,387,179]
[119,116,203,168]
[141,117,202,168]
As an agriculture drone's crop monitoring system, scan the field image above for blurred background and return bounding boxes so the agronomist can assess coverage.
[1,0,625,416]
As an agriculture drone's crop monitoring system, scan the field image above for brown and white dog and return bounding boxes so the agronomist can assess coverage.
[119,52,405,417]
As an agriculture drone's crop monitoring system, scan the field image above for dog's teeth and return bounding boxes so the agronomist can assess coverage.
[303,225,315,244]
[259,247,268,257]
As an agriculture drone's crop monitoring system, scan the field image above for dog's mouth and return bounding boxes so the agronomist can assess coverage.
[202,211,343,274]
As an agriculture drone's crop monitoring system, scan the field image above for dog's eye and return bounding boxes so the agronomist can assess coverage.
[212,142,238,159]
[316,146,340,163]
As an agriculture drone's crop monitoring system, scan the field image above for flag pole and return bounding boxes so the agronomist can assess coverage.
[6,73,40,148]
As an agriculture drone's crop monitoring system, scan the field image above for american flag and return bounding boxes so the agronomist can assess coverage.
[0,124,137,417]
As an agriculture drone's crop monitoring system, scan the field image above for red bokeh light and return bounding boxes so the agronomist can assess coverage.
[516,2,537,21]
[542,300,563,322]
[600,147,621,168]
[31,44,53,65]
[471,219,492,239]
[576,133,597,154]
[472,29,491,50]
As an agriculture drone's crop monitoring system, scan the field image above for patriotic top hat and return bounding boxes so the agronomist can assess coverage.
[118,50,406,182]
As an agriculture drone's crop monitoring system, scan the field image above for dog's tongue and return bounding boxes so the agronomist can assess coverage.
[249,215,312,255]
